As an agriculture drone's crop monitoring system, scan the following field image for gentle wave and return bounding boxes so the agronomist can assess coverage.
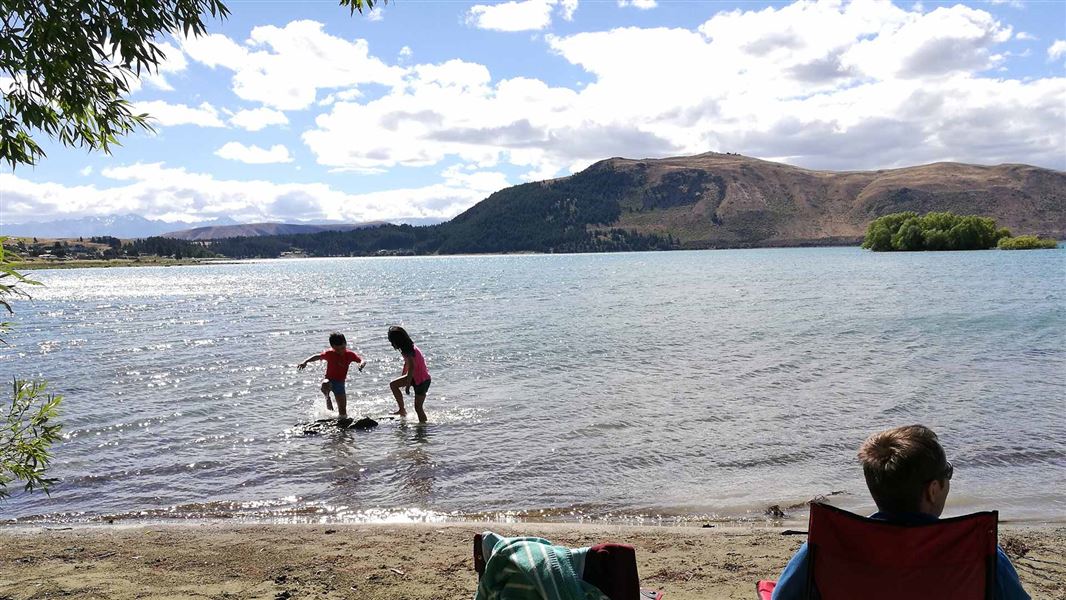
[1,248,1064,524]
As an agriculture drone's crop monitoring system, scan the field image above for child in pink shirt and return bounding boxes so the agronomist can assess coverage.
[387,326,431,423]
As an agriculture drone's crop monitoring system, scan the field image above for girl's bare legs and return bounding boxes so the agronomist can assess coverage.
[320,380,333,411]
[414,394,427,423]
[390,375,410,417]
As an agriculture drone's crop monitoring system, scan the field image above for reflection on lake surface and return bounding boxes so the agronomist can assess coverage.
[2,247,1064,524]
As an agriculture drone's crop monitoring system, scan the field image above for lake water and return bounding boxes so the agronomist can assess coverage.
[1,247,1064,525]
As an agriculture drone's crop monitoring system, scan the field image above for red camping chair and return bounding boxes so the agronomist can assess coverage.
[474,533,663,600]
[757,502,998,600]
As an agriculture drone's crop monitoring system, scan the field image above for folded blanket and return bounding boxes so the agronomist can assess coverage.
[474,532,610,600]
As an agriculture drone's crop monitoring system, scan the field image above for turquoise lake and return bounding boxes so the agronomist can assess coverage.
[1,247,1064,524]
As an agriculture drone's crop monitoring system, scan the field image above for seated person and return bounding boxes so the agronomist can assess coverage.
[771,424,1029,600]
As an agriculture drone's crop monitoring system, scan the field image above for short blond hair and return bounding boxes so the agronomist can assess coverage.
[857,425,948,513]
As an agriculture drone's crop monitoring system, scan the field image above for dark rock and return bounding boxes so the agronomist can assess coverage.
[352,417,378,429]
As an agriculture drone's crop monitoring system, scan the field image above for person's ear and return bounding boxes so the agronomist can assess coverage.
[919,479,939,512]
[927,479,941,501]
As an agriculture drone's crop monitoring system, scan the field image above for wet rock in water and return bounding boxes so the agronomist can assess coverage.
[765,505,787,519]
[352,417,378,429]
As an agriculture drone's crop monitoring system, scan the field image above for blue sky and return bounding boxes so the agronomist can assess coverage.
[1,0,1064,226]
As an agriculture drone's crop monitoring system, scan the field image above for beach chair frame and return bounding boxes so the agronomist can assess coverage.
[757,502,998,600]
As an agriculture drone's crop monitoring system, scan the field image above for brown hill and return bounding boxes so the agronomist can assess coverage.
[586,153,1064,247]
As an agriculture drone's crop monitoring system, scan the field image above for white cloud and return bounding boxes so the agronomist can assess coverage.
[303,59,609,176]
[841,5,1012,79]
[230,107,289,131]
[300,0,1064,177]
[215,142,294,164]
[132,100,226,127]
[0,163,507,224]
[617,0,657,9]
[1049,40,1066,61]
[367,7,384,21]
[79,166,93,176]
[179,21,404,110]
[1015,31,1037,41]
[441,164,511,191]
[18,0,1042,224]
[141,41,189,91]
[6,0,1064,228]
[317,89,364,107]
[465,0,576,32]
[558,0,578,21]
[399,46,413,60]
[180,32,248,69]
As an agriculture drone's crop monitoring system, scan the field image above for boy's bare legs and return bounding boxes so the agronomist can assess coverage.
[414,394,427,423]
[390,375,409,417]
[335,393,347,420]
[320,380,334,411]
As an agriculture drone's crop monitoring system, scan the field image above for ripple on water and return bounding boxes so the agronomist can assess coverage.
[3,248,1064,524]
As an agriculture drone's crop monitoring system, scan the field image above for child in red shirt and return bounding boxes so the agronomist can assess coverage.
[297,332,365,421]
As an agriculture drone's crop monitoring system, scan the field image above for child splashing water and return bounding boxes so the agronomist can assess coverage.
[387,326,431,423]
[297,332,365,422]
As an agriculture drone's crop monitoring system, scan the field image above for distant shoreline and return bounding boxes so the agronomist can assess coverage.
[11,238,1062,271]
[13,257,240,271]
[11,242,866,271]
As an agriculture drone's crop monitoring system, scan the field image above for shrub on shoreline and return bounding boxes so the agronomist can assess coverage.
[997,235,1060,250]
[862,211,1010,251]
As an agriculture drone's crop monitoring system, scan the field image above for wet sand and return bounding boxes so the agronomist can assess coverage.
[1,522,1063,599]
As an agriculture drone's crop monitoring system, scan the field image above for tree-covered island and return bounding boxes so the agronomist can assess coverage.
[862,212,1059,251]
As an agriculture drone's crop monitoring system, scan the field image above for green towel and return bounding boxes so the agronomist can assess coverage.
[475,532,610,600]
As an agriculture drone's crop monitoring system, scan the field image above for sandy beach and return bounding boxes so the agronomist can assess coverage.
[0,521,1063,599]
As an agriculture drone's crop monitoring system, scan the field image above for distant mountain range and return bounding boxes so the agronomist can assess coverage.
[163,222,384,240]
[519,152,1065,248]
[0,214,448,240]
[205,152,1065,258]
[416,152,1065,251]
[6,154,1061,250]
[0,215,240,239]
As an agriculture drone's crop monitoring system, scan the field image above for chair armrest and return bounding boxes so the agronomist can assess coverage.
[473,533,486,577]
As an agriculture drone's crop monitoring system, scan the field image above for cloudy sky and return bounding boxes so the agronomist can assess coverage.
[1,0,1064,226]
